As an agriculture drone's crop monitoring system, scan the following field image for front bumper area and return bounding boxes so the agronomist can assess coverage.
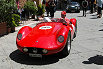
[17,44,64,55]
[66,6,80,12]
[17,45,47,54]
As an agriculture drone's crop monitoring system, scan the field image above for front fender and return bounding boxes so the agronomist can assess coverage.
[16,26,32,42]
[57,26,69,45]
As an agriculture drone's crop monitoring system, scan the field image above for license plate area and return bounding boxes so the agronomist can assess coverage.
[29,53,42,57]
[71,10,75,12]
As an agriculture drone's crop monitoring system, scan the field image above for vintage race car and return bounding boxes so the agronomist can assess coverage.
[16,17,77,57]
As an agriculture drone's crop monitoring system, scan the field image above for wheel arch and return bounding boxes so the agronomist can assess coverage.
[59,30,71,56]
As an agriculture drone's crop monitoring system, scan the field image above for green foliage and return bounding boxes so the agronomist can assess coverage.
[6,14,20,27]
[12,18,17,27]
[12,14,20,27]
[37,4,45,16]
[0,0,17,24]
[0,0,20,27]
[23,1,38,15]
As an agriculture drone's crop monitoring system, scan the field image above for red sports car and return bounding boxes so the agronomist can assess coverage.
[16,17,77,57]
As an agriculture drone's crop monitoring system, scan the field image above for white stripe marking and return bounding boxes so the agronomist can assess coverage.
[72,24,75,32]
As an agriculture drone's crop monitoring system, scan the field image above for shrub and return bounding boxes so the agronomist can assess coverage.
[12,18,17,27]
[0,0,17,25]
[12,14,20,26]
[37,4,45,16]
[23,1,38,18]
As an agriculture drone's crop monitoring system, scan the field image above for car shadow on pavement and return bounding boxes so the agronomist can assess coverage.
[77,16,84,17]
[91,14,97,16]
[82,55,103,65]
[99,29,103,31]
[9,49,66,65]
[90,17,98,19]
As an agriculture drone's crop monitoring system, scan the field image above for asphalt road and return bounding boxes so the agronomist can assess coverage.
[0,11,103,69]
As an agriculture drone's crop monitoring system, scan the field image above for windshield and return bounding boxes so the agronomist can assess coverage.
[70,2,78,5]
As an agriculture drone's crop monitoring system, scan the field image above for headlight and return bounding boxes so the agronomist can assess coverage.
[17,33,22,40]
[23,48,28,52]
[42,49,48,54]
[58,35,64,43]
[71,6,75,7]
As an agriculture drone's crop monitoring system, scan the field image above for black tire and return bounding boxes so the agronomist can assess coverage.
[77,10,80,13]
[61,31,71,56]
[66,10,71,13]
[66,10,68,13]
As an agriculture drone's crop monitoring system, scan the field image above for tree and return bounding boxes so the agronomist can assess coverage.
[0,0,17,24]
[23,0,38,19]
[37,4,45,16]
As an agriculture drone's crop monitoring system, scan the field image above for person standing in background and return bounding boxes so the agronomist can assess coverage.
[102,0,103,16]
[82,0,88,17]
[90,0,95,13]
[48,0,56,18]
[97,0,102,18]
[94,0,97,12]
[45,0,50,16]
[42,0,46,5]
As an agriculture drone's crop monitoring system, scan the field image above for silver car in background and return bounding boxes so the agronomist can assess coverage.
[66,2,80,13]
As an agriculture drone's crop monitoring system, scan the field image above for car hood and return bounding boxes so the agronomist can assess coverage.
[19,22,63,49]
[33,22,63,36]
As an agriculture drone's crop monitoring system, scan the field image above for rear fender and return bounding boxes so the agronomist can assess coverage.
[17,26,32,41]
[70,18,77,26]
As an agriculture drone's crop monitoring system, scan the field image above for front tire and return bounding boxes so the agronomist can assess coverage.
[76,10,80,13]
[61,32,71,56]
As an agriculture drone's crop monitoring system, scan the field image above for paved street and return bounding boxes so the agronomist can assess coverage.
[0,11,103,69]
